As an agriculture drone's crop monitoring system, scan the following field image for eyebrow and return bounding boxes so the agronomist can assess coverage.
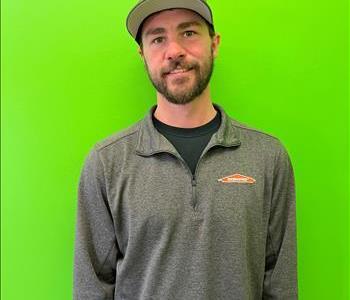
[144,21,202,38]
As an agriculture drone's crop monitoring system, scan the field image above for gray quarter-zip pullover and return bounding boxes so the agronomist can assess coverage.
[73,103,298,300]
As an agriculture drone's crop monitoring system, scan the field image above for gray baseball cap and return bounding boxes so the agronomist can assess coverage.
[126,0,214,41]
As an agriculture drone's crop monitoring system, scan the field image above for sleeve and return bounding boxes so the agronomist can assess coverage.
[263,142,298,299]
[73,146,118,300]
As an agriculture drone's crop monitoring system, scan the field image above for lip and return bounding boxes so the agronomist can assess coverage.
[165,68,193,77]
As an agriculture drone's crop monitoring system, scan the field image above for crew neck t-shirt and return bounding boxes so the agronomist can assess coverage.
[152,108,221,175]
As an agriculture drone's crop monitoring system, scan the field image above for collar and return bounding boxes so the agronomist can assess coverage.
[135,103,241,156]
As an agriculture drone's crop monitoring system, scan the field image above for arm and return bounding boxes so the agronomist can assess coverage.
[73,146,118,300]
[263,142,298,299]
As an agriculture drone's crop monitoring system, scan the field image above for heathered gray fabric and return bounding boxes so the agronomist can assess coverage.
[73,103,298,300]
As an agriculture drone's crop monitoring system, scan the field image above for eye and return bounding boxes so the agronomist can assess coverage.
[152,36,164,44]
[184,30,196,37]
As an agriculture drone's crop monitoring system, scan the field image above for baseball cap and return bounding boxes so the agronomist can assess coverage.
[126,0,214,42]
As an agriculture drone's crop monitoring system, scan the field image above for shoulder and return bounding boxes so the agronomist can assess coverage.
[232,118,281,143]
[228,118,294,176]
[229,118,290,159]
[93,119,142,152]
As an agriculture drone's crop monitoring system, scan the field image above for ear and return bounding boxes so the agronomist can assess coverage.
[138,46,144,58]
[211,33,221,58]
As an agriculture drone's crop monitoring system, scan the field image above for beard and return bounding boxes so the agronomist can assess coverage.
[144,50,214,105]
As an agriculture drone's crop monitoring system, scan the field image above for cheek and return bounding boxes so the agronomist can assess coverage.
[145,55,163,75]
[185,44,212,63]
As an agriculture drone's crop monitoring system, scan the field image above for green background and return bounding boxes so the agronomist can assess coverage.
[1,0,348,299]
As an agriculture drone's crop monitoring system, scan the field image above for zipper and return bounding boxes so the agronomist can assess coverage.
[172,148,208,211]
[183,141,240,210]
[173,155,198,210]
[136,141,240,211]
[191,176,197,210]
[147,151,199,210]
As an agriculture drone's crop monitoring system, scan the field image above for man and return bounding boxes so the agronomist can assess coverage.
[73,0,298,299]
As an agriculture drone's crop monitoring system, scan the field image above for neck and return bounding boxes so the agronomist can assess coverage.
[153,87,217,128]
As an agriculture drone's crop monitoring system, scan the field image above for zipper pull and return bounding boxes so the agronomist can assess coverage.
[192,177,197,186]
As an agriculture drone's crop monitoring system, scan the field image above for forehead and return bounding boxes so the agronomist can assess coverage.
[141,8,206,34]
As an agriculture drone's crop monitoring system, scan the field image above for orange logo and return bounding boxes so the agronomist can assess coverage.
[218,173,256,184]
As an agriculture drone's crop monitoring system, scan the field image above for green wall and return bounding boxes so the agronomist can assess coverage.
[2,0,348,299]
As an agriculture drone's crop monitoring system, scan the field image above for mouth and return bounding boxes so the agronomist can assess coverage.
[165,67,193,77]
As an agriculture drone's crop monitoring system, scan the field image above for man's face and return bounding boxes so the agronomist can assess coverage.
[138,9,220,105]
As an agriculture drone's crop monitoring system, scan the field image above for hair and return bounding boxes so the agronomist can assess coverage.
[136,18,216,49]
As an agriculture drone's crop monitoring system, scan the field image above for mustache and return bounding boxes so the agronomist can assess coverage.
[162,59,197,75]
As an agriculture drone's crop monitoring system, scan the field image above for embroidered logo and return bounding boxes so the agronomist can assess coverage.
[218,173,256,184]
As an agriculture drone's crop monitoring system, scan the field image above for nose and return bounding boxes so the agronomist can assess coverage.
[165,39,185,61]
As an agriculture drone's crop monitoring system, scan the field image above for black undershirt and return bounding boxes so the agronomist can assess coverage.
[152,108,221,175]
